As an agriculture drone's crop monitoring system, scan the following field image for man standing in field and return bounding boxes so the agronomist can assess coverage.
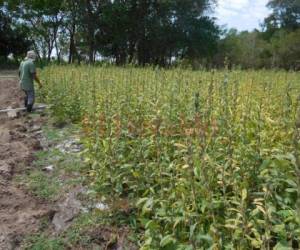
[19,50,42,112]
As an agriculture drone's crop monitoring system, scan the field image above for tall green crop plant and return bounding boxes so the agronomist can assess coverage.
[294,95,300,220]
[40,67,300,249]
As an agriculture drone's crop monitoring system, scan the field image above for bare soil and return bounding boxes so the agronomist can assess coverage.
[0,74,52,250]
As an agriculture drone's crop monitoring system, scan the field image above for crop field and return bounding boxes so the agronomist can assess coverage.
[41,67,300,249]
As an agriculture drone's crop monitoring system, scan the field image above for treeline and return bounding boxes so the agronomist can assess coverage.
[0,0,299,69]
[213,28,300,70]
[0,0,218,66]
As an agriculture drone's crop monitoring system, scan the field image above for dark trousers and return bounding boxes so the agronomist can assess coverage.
[23,90,35,112]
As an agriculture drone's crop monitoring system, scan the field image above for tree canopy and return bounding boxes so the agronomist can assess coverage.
[1,0,219,66]
[0,0,299,69]
[265,0,300,31]
[214,0,300,70]
[0,6,31,59]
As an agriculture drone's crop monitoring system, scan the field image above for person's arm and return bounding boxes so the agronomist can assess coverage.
[33,72,42,88]
[29,62,42,88]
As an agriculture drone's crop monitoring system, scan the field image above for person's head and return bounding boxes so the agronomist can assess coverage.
[26,50,37,61]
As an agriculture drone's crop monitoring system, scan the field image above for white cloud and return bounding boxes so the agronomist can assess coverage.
[218,0,249,11]
[213,0,271,31]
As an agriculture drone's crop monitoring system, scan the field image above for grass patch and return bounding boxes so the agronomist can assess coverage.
[24,235,64,250]
[33,149,62,170]
[42,126,61,142]
[23,214,99,250]
[23,208,138,249]
[25,147,85,200]
[20,123,86,200]
[25,171,60,200]
[63,212,137,249]
[33,147,84,174]
[42,123,81,143]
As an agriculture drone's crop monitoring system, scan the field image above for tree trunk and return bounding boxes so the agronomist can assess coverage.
[54,37,61,63]
[85,0,95,64]
[47,44,52,62]
[68,23,76,64]
[88,41,94,63]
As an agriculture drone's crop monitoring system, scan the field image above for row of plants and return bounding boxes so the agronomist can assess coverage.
[40,66,300,249]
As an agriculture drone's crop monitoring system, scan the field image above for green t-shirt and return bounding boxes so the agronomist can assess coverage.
[19,59,36,91]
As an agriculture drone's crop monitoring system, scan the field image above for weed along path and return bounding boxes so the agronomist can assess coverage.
[0,73,51,249]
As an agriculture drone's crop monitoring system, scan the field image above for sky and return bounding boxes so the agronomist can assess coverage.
[214,0,272,31]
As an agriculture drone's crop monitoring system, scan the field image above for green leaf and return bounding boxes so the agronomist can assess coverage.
[145,220,159,231]
[142,197,154,213]
[273,241,292,250]
[194,166,201,178]
[136,197,148,207]
[173,217,184,229]
[160,235,176,247]
[285,188,297,193]
[189,223,198,238]
[196,234,213,244]
[284,179,297,188]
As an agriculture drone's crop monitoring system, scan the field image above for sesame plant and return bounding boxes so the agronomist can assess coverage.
[41,66,300,249]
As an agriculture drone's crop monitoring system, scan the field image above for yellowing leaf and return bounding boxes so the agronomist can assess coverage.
[182,164,189,169]
[174,143,187,149]
[242,188,247,201]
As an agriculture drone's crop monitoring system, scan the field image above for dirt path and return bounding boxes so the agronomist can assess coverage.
[0,74,52,249]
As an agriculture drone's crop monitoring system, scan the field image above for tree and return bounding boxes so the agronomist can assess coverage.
[63,0,81,64]
[0,6,31,59]
[2,0,220,66]
[77,0,106,63]
[265,0,300,31]
[6,0,65,61]
[97,0,218,66]
[214,29,272,69]
[269,29,300,69]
